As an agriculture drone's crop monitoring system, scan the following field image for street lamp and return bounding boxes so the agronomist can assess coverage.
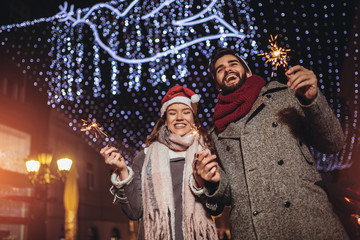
[25,153,72,184]
[25,153,73,240]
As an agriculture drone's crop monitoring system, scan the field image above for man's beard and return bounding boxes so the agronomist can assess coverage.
[219,72,247,94]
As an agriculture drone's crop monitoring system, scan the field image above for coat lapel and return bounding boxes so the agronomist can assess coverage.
[245,97,266,124]
[245,81,287,124]
[218,122,242,139]
[217,93,267,140]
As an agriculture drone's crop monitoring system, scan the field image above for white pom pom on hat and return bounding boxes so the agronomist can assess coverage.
[160,85,200,116]
[191,93,200,103]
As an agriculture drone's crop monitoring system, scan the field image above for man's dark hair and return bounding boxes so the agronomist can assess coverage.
[208,48,250,78]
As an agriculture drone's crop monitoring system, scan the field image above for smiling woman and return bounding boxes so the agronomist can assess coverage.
[100,85,222,240]
[166,103,194,137]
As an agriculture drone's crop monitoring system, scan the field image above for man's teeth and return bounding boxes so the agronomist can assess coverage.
[226,74,236,81]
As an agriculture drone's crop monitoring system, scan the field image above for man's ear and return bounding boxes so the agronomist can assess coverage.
[216,83,221,90]
[246,71,252,78]
[211,73,221,90]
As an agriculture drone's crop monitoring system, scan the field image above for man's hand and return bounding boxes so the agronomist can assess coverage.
[192,151,220,188]
[285,65,318,103]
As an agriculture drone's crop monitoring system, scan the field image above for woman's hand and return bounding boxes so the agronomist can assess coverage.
[100,146,129,180]
[192,150,220,188]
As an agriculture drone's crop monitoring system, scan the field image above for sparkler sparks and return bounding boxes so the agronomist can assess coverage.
[190,123,207,150]
[258,34,291,77]
[80,119,108,138]
[191,124,200,137]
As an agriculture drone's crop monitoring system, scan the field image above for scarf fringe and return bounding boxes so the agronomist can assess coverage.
[183,214,218,240]
[144,208,175,240]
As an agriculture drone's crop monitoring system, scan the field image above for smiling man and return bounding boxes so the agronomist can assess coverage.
[192,48,349,239]
[213,54,252,93]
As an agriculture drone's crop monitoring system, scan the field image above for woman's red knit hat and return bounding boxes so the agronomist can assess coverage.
[160,85,200,116]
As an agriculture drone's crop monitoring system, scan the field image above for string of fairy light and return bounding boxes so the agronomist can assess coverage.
[0,0,358,171]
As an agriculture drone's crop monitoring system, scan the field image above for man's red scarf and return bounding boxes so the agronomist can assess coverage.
[213,74,266,132]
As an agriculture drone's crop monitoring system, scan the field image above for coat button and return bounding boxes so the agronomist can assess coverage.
[226,146,230,151]
[278,160,284,165]
[284,201,291,208]
[253,210,259,216]
[272,122,278,127]
[266,94,271,98]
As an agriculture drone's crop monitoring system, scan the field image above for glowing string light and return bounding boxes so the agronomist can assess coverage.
[43,0,258,93]
[57,1,247,64]
[0,0,356,171]
[0,0,259,160]
[142,0,186,19]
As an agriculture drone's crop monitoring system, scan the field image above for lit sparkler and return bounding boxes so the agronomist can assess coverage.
[258,34,291,77]
[191,124,200,137]
[189,123,207,150]
[80,119,108,138]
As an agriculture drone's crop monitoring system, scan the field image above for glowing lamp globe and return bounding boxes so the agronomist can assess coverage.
[57,158,73,171]
[25,159,41,173]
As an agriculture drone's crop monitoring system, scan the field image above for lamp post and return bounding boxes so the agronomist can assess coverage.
[25,153,72,184]
[25,153,72,240]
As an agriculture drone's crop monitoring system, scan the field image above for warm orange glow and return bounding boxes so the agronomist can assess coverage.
[344,197,351,203]
[80,119,108,138]
[57,158,73,171]
[25,154,73,184]
[258,34,292,77]
[272,50,280,57]
[192,125,200,136]
[192,129,199,136]
[189,123,207,150]
[25,159,40,173]
[351,214,360,225]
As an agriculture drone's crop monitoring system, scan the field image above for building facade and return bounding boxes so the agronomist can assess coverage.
[0,55,137,240]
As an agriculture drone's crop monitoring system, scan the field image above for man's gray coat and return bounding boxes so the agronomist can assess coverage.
[207,81,348,239]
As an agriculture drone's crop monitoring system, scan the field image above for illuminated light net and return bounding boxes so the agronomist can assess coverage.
[48,0,256,95]
[0,0,258,160]
[0,0,358,171]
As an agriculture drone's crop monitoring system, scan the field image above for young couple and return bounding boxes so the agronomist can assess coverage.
[101,48,348,240]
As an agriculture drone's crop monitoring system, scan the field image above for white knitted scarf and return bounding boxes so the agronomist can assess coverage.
[141,125,218,240]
